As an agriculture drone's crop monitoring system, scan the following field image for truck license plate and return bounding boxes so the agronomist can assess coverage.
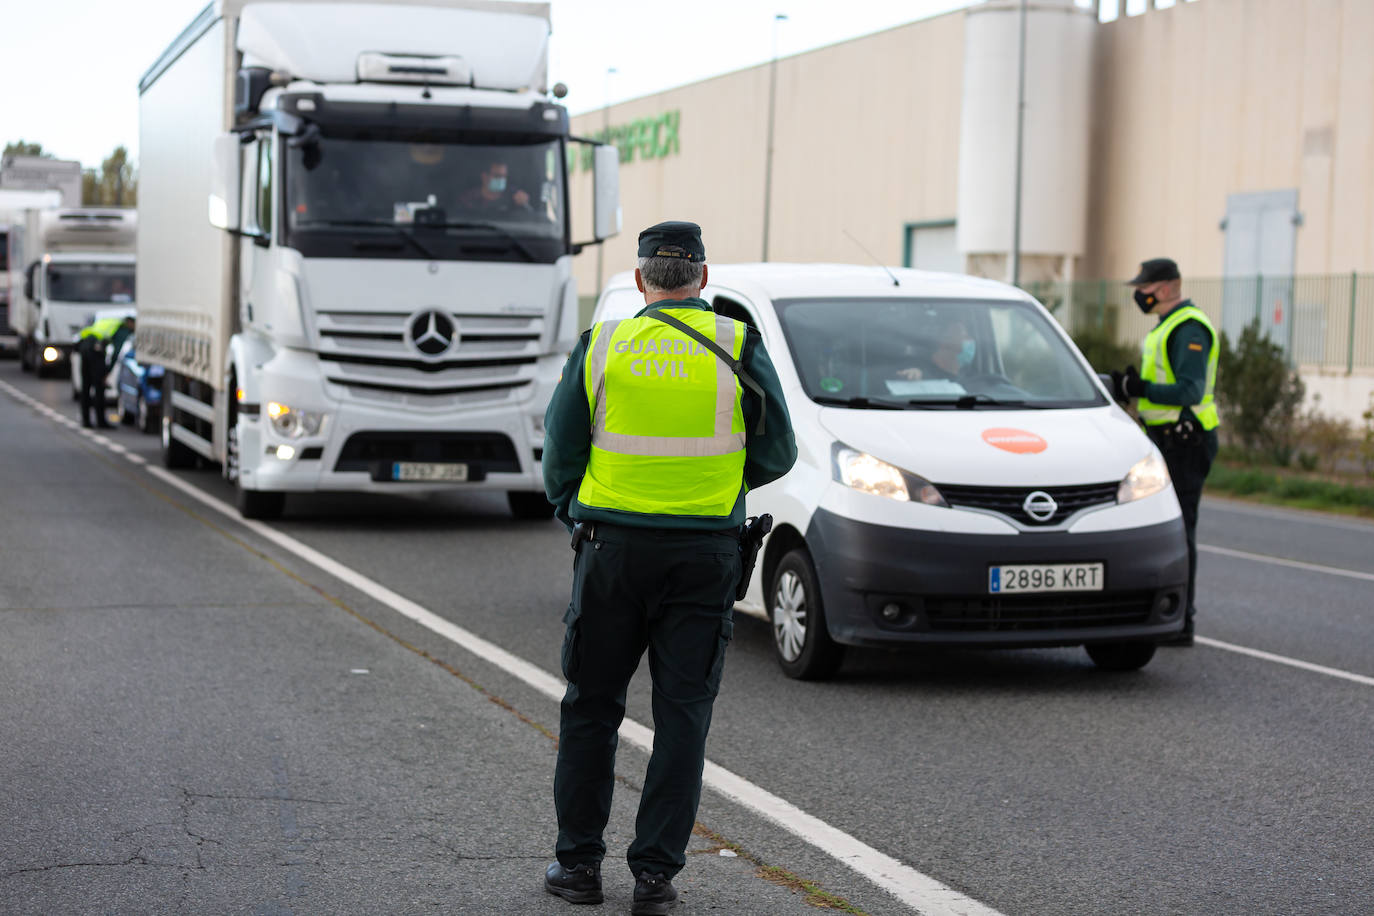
[392,462,469,482]
[989,563,1104,594]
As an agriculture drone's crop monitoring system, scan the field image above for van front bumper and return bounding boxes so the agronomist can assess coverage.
[805,508,1189,648]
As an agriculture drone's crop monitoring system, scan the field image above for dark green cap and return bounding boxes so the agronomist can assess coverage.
[637,220,705,262]
[1127,257,1180,285]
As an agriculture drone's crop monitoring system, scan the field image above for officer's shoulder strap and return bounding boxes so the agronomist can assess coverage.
[648,310,766,436]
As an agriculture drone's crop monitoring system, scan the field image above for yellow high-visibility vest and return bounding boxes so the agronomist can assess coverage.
[576,308,747,518]
[1138,304,1220,430]
[79,317,125,341]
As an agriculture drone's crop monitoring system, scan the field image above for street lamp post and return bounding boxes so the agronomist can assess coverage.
[595,66,617,295]
[1010,0,1027,288]
[761,13,787,262]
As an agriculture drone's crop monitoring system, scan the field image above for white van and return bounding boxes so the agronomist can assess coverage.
[590,264,1189,679]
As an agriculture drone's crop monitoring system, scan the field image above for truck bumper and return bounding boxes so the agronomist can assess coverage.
[237,349,547,495]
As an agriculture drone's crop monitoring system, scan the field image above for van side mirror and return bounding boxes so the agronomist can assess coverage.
[592,145,621,242]
[209,134,241,231]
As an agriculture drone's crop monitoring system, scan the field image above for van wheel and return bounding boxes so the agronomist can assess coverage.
[1086,641,1157,671]
[508,491,555,520]
[769,549,844,680]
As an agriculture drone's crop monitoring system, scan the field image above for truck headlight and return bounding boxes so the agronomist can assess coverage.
[832,444,947,506]
[1117,450,1170,504]
[43,347,60,363]
[265,401,326,439]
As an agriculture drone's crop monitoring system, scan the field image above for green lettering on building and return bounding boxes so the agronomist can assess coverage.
[569,110,682,173]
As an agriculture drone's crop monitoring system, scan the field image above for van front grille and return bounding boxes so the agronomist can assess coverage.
[937,482,1119,526]
[923,591,1153,632]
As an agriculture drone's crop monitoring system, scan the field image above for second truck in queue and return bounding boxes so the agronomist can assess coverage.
[137,0,620,518]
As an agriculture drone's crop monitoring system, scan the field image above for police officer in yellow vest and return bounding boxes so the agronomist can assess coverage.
[541,222,795,913]
[1113,258,1218,647]
[76,314,135,429]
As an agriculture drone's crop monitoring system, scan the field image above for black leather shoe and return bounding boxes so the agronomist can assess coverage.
[544,861,603,905]
[632,872,678,915]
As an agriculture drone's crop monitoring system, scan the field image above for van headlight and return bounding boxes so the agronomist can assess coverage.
[265,401,326,439]
[1117,450,1170,503]
[832,444,947,506]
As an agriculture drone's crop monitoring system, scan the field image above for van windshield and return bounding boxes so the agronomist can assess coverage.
[774,297,1105,409]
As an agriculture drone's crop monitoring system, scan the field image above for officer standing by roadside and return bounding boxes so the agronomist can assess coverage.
[1114,258,1219,647]
[76,314,135,429]
[541,221,796,913]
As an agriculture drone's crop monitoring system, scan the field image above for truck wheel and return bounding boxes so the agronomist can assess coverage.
[508,491,555,520]
[160,374,197,469]
[1085,641,1157,671]
[769,549,844,680]
[236,486,285,520]
[19,340,33,372]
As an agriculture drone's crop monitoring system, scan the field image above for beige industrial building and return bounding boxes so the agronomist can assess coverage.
[568,0,1374,419]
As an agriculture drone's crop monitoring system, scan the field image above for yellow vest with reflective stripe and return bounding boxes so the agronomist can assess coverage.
[1138,304,1220,430]
[577,308,747,518]
[80,317,124,341]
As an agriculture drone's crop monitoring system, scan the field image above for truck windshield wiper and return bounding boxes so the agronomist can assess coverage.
[418,220,538,263]
[908,394,1035,409]
[811,395,906,410]
[296,219,437,260]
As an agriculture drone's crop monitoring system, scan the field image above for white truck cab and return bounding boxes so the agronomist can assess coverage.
[137,0,620,519]
[592,264,1189,678]
[10,209,136,376]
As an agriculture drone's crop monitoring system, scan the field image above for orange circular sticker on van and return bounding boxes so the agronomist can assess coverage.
[982,428,1047,454]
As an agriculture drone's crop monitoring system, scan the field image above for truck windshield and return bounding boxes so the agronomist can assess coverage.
[284,134,566,263]
[46,263,136,304]
[775,297,1106,409]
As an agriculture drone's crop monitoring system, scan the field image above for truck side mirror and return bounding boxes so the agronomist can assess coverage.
[209,134,242,231]
[592,145,621,242]
[23,261,36,301]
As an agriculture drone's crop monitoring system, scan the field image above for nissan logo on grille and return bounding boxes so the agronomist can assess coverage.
[404,310,457,359]
[1022,490,1059,523]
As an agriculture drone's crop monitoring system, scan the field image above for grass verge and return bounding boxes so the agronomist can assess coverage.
[1206,462,1374,518]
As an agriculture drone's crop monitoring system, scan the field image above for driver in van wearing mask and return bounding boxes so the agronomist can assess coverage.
[897,319,976,381]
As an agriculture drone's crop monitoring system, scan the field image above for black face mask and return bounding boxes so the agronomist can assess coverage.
[1133,289,1157,314]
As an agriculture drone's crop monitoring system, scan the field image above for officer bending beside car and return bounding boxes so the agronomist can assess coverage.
[541,221,795,913]
[76,314,135,429]
[1113,258,1218,647]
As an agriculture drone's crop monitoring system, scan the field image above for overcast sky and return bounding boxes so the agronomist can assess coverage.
[0,0,1124,170]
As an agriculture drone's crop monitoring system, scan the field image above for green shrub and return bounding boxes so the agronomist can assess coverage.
[1295,397,1353,474]
[1070,325,1137,374]
[1216,321,1305,465]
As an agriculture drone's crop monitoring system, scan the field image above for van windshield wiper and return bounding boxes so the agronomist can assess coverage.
[811,395,906,410]
[296,219,437,260]
[418,220,538,263]
[908,394,1036,409]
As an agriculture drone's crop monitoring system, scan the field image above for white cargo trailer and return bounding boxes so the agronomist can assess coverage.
[136,0,620,519]
[7,207,137,375]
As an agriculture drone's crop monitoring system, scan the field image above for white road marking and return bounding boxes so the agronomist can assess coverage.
[0,377,1005,916]
[1205,497,1374,533]
[1199,543,1374,583]
[1195,636,1374,688]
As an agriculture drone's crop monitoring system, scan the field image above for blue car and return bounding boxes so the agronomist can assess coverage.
[115,340,164,434]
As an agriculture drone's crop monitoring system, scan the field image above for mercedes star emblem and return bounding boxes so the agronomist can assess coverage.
[1022,490,1059,523]
[405,309,457,358]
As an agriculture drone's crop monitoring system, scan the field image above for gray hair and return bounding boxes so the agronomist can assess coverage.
[638,256,704,293]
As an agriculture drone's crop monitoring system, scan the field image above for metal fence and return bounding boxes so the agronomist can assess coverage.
[1021,274,1374,374]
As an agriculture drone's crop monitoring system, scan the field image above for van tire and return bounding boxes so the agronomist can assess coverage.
[769,549,844,680]
[1085,641,1156,671]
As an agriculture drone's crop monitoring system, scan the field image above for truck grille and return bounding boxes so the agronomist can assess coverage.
[923,591,1154,632]
[316,310,543,400]
[936,482,1119,526]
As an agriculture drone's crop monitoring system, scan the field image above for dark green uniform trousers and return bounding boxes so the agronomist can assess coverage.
[1148,426,1219,620]
[555,522,740,879]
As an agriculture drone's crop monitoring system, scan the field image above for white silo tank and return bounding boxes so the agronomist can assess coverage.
[956,0,1095,281]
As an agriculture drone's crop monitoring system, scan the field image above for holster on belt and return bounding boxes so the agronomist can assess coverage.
[736,513,772,601]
